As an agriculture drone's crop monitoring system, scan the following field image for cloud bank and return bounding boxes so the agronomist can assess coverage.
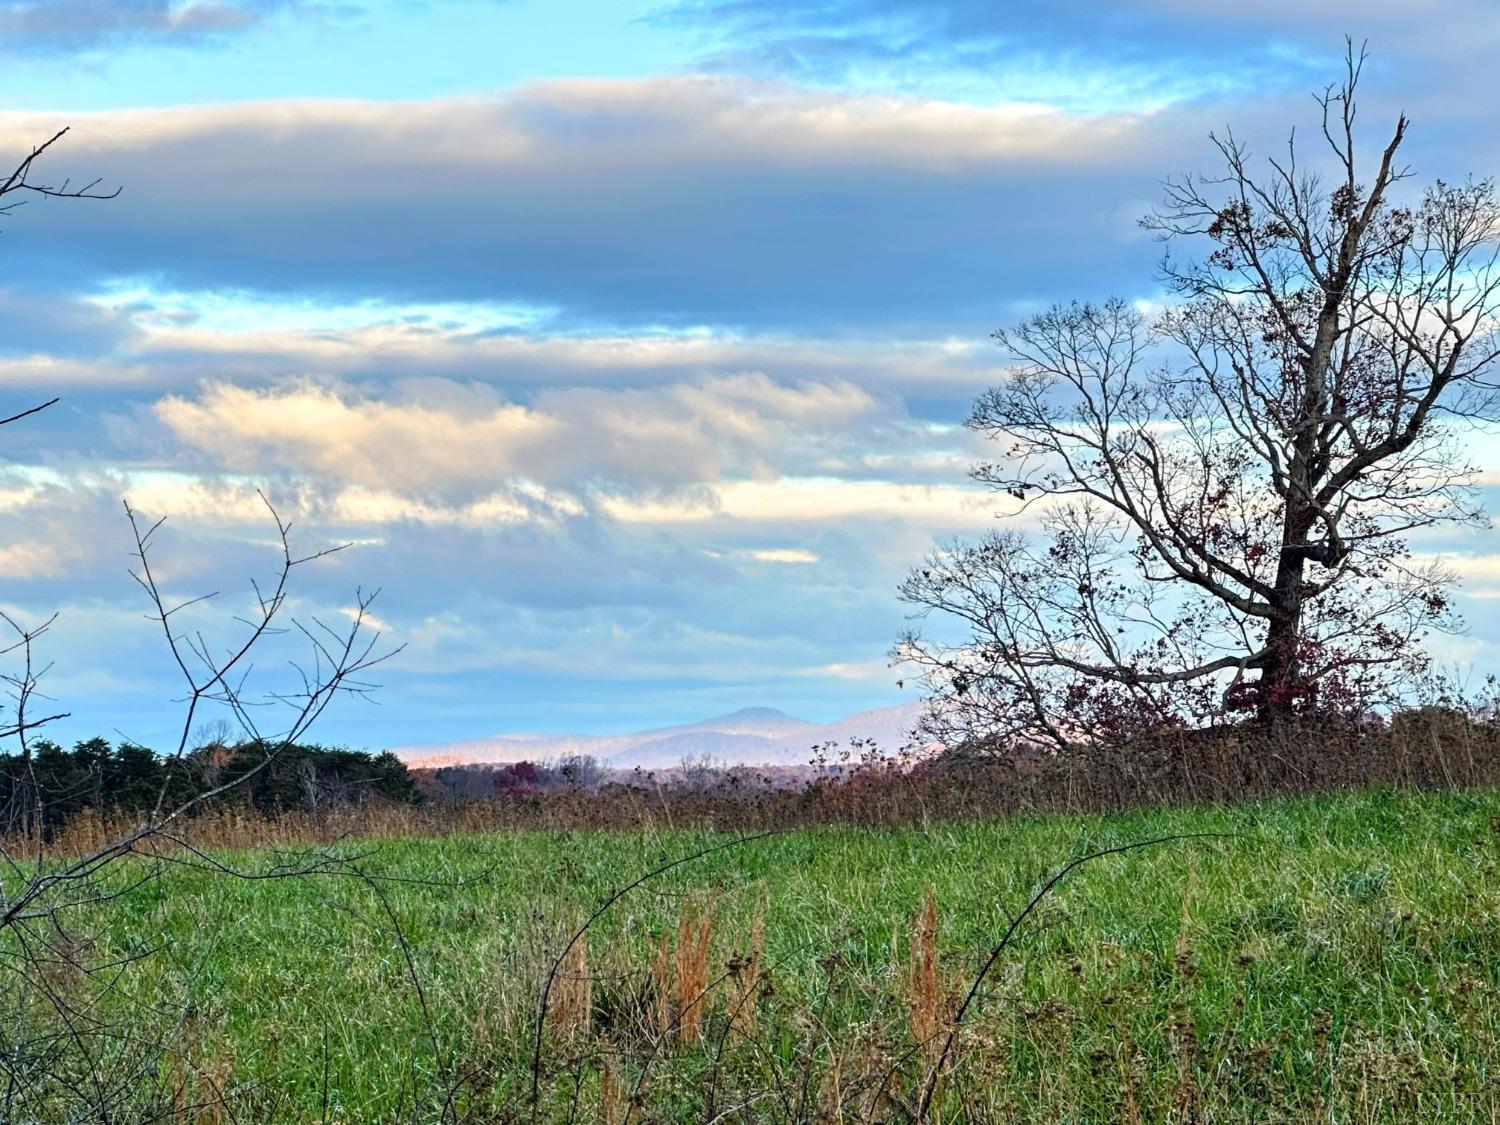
[3,23,1499,747]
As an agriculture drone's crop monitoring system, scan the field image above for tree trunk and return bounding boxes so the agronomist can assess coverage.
[1256,489,1319,718]
[1256,248,1345,719]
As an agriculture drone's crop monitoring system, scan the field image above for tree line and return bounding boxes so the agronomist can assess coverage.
[0,737,421,839]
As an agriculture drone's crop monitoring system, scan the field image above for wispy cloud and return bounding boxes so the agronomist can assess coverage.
[660,0,1500,112]
[0,1,333,55]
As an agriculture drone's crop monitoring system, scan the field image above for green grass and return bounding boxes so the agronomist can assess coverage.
[18,786,1500,1121]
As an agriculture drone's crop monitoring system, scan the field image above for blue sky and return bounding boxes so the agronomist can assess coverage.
[2,0,1498,751]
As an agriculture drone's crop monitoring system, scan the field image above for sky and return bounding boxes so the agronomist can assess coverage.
[1,0,1499,751]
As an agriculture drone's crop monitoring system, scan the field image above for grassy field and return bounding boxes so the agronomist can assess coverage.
[27,786,1500,1121]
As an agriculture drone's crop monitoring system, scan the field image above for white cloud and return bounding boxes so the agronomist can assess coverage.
[745,548,819,564]
[0,541,64,578]
[152,373,895,496]
[1429,552,1500,586]
[599,477,1005,526]
[109,473,582,529]
[796,659,892,681]
[0,79,1145,173]
[0,354,154,388]
[512,77,1147,170]
[6,299,1013,400]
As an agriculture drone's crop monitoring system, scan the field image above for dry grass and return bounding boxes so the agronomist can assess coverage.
[600,1059,627,1125]
[649,927,673,1041]
[167,1031,237,1125]
[549,932,592,1043]
[907,887,943,1077]
[673,894,714,1047]
[727,887,766,1046]
[15,709,1500,861]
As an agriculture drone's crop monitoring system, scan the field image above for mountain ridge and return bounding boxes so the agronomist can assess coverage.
[393,702,923,769]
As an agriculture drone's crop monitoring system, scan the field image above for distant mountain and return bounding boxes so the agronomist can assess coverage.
[604,731,782,770]
[670,707,818,738]
[393,702,926,769]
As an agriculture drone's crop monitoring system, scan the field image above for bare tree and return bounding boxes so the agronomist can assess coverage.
[678,752,722,791]
[0,494,397,1117]
[551,753,605,791]
[897,46,1498,749]
[1,128,119,215]
[0,132,407,1120]
[0,128,119,431]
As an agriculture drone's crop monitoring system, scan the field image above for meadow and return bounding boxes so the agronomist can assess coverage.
[32,784,1500,1122]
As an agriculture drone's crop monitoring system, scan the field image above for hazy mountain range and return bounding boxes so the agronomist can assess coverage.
[393,702,925,770]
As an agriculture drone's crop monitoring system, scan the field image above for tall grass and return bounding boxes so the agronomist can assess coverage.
[25,707,1498,858]
[8,785,1500,1120]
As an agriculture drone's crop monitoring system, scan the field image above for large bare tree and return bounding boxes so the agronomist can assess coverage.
[897,48,1499,748]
